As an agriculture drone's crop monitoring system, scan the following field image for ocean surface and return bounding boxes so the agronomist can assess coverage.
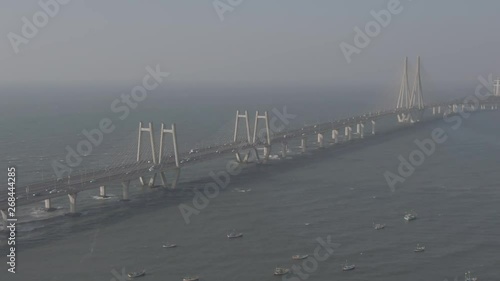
[0,86,499,281]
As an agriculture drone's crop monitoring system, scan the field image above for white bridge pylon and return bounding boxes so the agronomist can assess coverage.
[396,56,424,123]
[137,121,180,188]
[233,110,273,163]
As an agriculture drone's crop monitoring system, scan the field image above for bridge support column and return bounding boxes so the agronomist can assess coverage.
[99,186,109,198]
[432,107,436,115]
[171,169,181,189]
[345,127,352,141]
[371,120,376,135]
[44,199,56,212]
[121,181,130,201]
[159,172,168,187]
[0,209,7,228]
[438,106,441,114]
[452,104,458,113]
[235,152,242,163]
[301,137,307,152]
[281,143,288,158]
[148,173,157,187]
[356,123,364,138]
[331,130,339,144]
[317,133,324,148]
[139,176,145,186]
[263,146,271,160]
[67,193,78,214]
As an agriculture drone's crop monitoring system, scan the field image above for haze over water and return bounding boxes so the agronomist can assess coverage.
[1,0,500,280]
[1,90,499,281]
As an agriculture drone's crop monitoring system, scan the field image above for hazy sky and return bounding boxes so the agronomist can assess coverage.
[1,0,499,87]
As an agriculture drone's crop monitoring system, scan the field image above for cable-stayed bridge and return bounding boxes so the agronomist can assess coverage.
[1,57,499,225]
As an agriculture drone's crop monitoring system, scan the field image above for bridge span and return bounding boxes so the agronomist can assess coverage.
[1,56,499,226]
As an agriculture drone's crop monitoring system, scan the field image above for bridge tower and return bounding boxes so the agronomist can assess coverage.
[409,56,425,122]
[233,110,251,143]
[233,110,259,163]
[396,57,411,123]
[157,123,181,188]
[253,111,272,160]
[137,122,157,186]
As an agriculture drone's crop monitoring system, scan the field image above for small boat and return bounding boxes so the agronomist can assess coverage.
[414,244,425,252]
[162,243,177,248]
[183,276,199,281]
[127,270,146,278]
[292,254,309,260]
[404,212,417,221]
[342,260,355,271]
[304,222,311,226]
[274,267,289,276]
[227,230,243,239]
[464,271,478,281]
[374,223,385,230]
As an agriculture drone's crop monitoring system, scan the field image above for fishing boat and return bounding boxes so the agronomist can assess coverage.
[404,212,417,221]
[464,271,478,281]
[342,260,355,271]
[127,270,146,278]
[183,276,199,281]
[292,254,309,260]
[414,244,425,252]
[374,223,385,230]
[227,230,243,239]
[274,267,289,276]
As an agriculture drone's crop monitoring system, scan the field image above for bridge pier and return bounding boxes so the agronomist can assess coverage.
[432,107,436,115]
[331,130,339,144]
[121,181,130,201]
[235,152,242,163]
[44,199,56,212]
[317,133,324,148]
[148,173,157,187]
[344,127,352,141]
[263,146,271,160]
[281,142,288,158]
[170,169,181,189]
[139,176,146,186]
[371,120,376,135]
[301,137,307,152]
[438,106,441,114]
[99,186,109,198]
[67,193,78,215]
[356,123,364,138]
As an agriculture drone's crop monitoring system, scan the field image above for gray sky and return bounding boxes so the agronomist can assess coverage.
[1,0,499,87]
